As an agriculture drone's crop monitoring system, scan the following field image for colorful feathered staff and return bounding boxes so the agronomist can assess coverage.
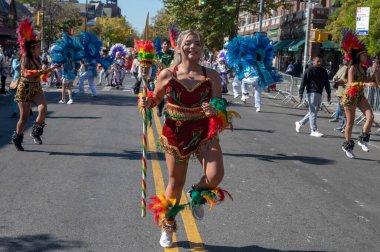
[135,38,156,217]
[226,34,282,89]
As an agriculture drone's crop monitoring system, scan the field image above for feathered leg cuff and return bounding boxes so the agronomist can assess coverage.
[148,194,185,225]
[188,187,233,210]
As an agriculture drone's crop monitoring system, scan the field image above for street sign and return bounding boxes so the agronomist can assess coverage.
[356,7,370,36]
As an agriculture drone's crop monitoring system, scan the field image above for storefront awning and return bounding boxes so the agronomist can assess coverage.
[288,39,305,52]
[274,40,292,51]
[321,41,339,51]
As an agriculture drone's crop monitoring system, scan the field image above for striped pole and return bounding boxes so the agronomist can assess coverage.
[141,77,148,217]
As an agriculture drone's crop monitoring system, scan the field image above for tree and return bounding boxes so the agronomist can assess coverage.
[89,17,137,47]
[160,0,288,50]
[151,9,172,40]
[326,0,380,56]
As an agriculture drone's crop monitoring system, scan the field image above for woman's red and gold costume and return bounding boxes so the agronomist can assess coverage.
[158,65,216,161]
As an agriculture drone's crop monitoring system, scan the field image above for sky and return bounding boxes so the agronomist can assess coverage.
[79,0,164,34]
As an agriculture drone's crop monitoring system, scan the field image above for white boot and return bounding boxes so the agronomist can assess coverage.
[160,230,173,248]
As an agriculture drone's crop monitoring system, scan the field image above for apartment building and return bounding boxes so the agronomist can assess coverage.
[238,0,339,71]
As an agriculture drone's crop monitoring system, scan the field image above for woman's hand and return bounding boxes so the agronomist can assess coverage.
[138,95,152,108]
[202,102,216,117]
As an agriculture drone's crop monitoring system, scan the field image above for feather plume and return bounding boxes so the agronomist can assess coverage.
[169,24,180,49]
[341,29,366,61]
[109,43,128,59]
[49,33,83,64]
[17,19,37,55]
[78,32,102,63]
[226,34,281,88]
[134,39,155,66]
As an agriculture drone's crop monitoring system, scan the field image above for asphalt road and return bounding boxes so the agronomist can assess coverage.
[0,74,379,252]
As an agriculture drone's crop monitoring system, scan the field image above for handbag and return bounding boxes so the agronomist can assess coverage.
[9,78,20,90]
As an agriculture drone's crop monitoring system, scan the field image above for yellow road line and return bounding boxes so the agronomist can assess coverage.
[147,125,179,252]
[152,111,205,252]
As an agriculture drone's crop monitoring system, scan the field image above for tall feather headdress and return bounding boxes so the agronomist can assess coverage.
[226,33,282,88]
[134,39,155,67]
[49,33,84,64]
[17,19,39,55]
[341,29,366,61]
[109,43,128,59]
[78,32,102,63]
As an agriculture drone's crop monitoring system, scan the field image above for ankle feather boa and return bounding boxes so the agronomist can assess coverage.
[148,188,232,225]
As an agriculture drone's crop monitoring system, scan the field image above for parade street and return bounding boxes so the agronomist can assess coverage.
[0,75,380,252]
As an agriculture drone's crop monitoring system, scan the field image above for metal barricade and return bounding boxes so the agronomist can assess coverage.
[275,73,297,104]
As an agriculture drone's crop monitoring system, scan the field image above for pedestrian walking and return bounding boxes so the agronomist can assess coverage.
[139,30,235,248]
[330,58,349,132]
[295,56,331,137]
[340,30,378,158]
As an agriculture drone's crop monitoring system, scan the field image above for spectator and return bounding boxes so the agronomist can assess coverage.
[331,58,349,132]
[295,56,331,137]
[0,48,8,95]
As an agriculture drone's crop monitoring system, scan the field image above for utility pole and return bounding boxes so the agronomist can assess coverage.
[40,0,45,49]
[85,0,88,32]
[303,0,312,73]
[258,0,264,32]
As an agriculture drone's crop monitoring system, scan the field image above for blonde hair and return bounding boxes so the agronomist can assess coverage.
[171,30,203,66]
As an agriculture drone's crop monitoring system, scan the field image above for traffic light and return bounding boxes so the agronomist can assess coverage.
[36,11,43,27]
[197,0,205,6]
[311,29,329,43]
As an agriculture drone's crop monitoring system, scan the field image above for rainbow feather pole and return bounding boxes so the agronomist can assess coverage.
[135,39,155,217]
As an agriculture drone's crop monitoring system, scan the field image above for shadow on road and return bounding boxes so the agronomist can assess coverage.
[223,153,335,165]
[233,128,275,133]
[174,241,328,252]
[0,234,83,252]
[26,149,142,160]
[47,116,102,119]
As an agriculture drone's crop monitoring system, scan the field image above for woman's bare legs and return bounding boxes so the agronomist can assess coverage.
[195,138,224,189]
[32,92,47,124]
[164,154,189,203]
[16,102,31,134]
[344,106,356,141]
[358,99,374,133]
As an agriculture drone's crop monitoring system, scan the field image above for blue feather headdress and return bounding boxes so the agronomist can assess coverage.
[226,34,282,88]
[78,32,102,63]
[49,33,83,64]
[109,43,128,59]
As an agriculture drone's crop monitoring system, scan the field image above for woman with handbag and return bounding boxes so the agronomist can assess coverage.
[12,19,57,151]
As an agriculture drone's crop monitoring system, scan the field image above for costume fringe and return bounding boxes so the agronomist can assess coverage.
[148,195,185,224]
[208,98,241,137]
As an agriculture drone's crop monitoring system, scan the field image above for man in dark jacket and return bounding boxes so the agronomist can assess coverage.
[295,56,331,137]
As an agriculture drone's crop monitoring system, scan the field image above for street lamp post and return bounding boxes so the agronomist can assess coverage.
[302,0,312,73]
[85,0,88,32]
[258,0,264,32]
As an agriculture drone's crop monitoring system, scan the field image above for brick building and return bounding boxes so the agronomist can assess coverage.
[238,0,340,72]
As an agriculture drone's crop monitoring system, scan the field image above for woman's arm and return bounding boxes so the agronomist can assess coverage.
[347,65,355,85]
[139,68,172,108]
